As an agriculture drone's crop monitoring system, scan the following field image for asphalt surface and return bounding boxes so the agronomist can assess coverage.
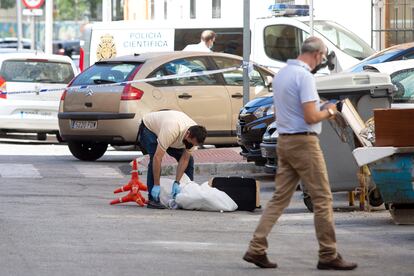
[0,139,413,276]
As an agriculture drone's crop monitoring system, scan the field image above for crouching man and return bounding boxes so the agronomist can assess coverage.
[139,110,207,209]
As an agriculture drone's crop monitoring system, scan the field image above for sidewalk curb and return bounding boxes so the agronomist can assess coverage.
[136,162,264,176]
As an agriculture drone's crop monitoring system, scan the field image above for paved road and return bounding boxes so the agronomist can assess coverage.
[0,140,413,276]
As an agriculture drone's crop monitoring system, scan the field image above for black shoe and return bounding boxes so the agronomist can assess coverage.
[317,253,357,270]
[243,251,277,268]
[147,199,166,209]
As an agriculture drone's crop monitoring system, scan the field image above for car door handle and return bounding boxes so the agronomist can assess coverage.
[231,93,243,99]
[178,93,192,99]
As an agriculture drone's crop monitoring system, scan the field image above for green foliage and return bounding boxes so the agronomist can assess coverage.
[0,0,16,9]
[55,0,101,20]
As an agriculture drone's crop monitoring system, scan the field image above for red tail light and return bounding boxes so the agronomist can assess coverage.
[121,85,144,100]
[121,64,143,100]
[60,89,67,101]
[79,47,84,72]
[0,75,7,99]
[61,78,76,101]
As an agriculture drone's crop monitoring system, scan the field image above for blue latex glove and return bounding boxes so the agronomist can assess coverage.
[151,185,161,202]
[171,181,181,199]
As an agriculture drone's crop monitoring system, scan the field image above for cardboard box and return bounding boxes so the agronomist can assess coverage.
[374,108,414,146]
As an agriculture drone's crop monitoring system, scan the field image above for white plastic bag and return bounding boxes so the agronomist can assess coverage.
[176,182,237,212]
[159,175,237,212]
[159,174,192,208]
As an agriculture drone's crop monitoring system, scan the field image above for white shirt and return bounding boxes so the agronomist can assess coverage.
[183,41,211,52]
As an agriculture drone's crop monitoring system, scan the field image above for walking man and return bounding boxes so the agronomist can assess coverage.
[183,30,216,52]
[139,110,207,209]
[243,37,357,270]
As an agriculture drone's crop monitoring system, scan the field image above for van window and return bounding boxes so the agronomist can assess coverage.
[264,25,305,62]
[174,28,243,55]
[310,20,374,60]
[72,63,141,85]
[391,68,414,103]
[1,60,74,84]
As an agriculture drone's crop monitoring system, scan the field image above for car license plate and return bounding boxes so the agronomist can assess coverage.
[71,120,97,129]
[19,110,53,118]
[236,124,242,136]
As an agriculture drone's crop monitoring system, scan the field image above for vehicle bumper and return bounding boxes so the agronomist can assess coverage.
[58,112,140,144]
[260,141,277,174]
[236,115,274,162]
[0,100,59,132]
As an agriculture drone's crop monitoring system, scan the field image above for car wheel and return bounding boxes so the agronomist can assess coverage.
[68,141,108,161]
[368,187,384,207]
[303,192,314,213]
[37,133,47,141]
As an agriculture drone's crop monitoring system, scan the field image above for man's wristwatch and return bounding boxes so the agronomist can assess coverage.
[327,108,335,117]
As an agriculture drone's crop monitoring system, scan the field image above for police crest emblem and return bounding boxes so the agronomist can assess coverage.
[96,34,117,61]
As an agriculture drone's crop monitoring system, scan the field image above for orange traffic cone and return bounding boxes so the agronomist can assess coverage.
[113,159,148,193]
[110,189,146,206]
[110,159,148,206]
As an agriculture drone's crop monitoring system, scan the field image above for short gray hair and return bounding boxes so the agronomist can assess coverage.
[201,30,216,42]
[301,36,326,54]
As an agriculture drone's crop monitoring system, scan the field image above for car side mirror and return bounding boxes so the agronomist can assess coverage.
[265,75,273,92]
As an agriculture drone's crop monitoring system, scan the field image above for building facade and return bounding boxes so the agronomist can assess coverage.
[122,0,414,51]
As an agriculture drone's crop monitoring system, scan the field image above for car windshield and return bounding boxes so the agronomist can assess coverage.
[72,62,141,86]
[305,20,375,60]
[392,69,414,102]
[1,60,74,83]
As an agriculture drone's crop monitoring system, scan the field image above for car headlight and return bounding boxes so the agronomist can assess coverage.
[271,128,279,139]
[253,104,274,118]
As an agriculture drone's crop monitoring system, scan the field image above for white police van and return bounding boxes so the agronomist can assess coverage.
[80,4,374,73]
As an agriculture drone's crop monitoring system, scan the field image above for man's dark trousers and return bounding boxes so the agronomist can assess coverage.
[139,125,194,200]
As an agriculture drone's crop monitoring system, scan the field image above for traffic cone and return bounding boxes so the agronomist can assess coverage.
[110,159,148,206]
[110,189,146,206]
[110,181,147,206]
[113,159,147,194]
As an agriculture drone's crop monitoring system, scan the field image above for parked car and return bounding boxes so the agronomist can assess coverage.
[236,95,274,165]
[362,59,414,108]
[53,40,80,59]
[260,121,278,174]
[58,51,274,161]
[0,52,78,140]
[0,37,31,49]
[346,42,414,72]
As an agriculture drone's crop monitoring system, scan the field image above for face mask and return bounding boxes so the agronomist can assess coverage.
[311,51,335,74]
[183,139,194,149]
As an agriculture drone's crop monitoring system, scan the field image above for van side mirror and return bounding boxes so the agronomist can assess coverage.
[265,75,273,92]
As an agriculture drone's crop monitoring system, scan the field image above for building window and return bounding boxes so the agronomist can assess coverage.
[164,0,167,20]
[190,0,196,19]
[151,0,154,19]
[112,0,124,21]
[212,0,221,18]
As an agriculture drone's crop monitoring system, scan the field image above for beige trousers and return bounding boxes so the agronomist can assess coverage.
[248,135,337,262]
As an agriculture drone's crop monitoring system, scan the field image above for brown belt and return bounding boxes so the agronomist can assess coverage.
[279,132,317,136]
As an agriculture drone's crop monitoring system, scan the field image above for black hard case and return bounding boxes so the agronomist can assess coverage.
[210,177,260,211]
